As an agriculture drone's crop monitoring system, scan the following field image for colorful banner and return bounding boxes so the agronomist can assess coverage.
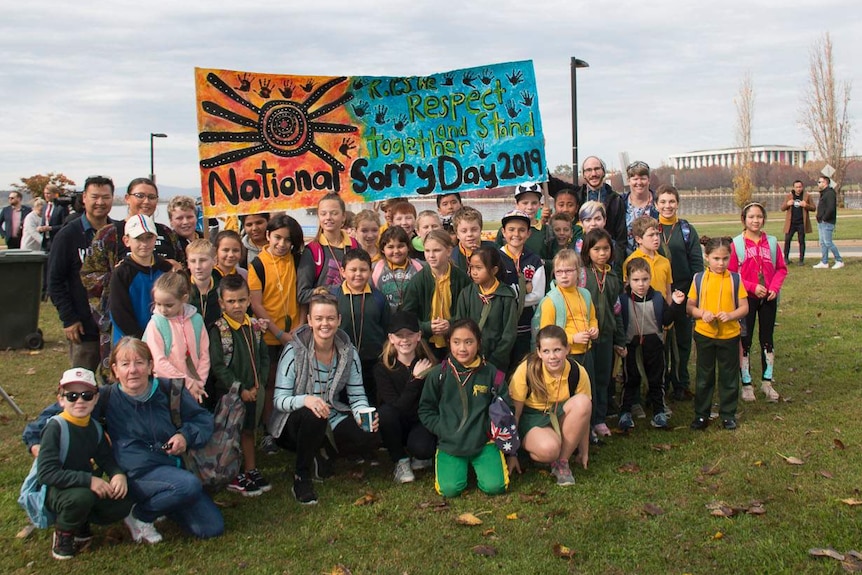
[195,61,546,218]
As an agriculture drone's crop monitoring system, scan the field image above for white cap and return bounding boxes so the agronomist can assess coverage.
[59,368,98,390]
[124,214,157,238]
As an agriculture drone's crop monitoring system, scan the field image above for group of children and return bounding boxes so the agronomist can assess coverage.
[34,180,790,559]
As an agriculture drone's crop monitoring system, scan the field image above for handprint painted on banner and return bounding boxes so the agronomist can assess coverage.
[462,71,477,88]
[442,73,454,87]
[374,105,388,125]
[393,115,408,132]
[301,79,316,93]
[352,100,369,117]
[279,80,295,99]
[480,69,495,85]
[506,69,523,86]
[473,143,490,159]
[235,73,252,92]
[338,138,356,158]
[352,78,365,90]
[257,79,273,99]
[505,100,522,119]
[520,91,534,106]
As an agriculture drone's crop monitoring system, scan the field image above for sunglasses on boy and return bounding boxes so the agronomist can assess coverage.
[63,391,97,402]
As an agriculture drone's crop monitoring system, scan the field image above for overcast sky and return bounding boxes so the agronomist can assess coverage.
[1,0,859,193]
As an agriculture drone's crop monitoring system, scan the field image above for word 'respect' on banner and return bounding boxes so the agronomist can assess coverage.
[195,61,546,217]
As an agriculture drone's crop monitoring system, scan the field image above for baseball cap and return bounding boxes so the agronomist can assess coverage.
[388,311,421,334]
[124,214,157,238]
[501,209,532,228]
[514,182,543,201]
[59,368,99,390]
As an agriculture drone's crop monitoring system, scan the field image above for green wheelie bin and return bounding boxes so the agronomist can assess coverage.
[0,249,47,349]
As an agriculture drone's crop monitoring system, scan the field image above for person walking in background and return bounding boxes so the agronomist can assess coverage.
[21,198,45,251]
[1,190,31,249]
[812,176,843,269]
[781,180,815,266]
[38,184,69,252]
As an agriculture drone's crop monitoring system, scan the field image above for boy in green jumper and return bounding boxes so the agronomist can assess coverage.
[210,274,272,496]
[333,248,391,404]
[38,368,132,560]
[495,182,548,256]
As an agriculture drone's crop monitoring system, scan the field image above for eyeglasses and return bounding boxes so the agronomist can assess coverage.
[555,268,577,275]
[626,161,650,174]
[129,192,159,201]
[63,391,97,402]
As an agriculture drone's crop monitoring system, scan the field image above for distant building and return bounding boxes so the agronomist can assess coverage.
[669,145,810,170]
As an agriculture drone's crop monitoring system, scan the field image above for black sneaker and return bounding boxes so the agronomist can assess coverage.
[227,472,262,497]
[74,522,94,546]
[722,419,738,431]
[292,476,318,505]
[52,529,75,560]
[246,468,272,493]
[690,417,709,431]
[312,453,334,482]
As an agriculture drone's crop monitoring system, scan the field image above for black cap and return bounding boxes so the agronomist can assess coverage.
[388,311,421,334]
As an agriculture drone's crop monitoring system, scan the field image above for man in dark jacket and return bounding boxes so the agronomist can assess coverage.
[576,156,627,264]
[1,191,31,249]
[48,176,116,372]
[38,184,69,251]
[812,176,844,270]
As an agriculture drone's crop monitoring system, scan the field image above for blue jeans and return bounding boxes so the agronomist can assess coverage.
[818,222,843,263]
[128,465,224,539]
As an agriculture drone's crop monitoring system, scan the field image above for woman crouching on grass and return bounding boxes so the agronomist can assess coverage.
[418,318,513,498]
[508,325,592,486]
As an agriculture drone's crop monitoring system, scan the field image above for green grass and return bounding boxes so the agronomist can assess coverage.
[2,265,862,574]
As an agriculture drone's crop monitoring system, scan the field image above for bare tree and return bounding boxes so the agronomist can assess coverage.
[799,32,853,200]
[732,73,755,207]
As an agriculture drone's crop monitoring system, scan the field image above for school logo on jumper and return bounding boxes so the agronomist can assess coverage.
[195,62,546,219]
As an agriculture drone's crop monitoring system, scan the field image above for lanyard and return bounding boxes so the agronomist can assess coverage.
[239,324,261,389]
[592,265,607,294]
[347,291,366,352]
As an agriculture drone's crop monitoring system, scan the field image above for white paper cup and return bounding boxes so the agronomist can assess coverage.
[357,407,376,432]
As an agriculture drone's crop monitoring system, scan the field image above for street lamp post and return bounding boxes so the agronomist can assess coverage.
[150,133,168,183]
[570,58,590,181]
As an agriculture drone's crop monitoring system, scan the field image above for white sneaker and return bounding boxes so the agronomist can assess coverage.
[410,457,433,471]
[394,458,415,484]
[124,512,163,544]
[741,386,756,402]
[832,261,845,269]
[812,262,830,269]
[761,381,779,402]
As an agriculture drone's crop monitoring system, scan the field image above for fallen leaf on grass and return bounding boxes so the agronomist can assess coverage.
[747,504,766,515]
[456,512,483,526]
[617,462,641,473]
[553,543,576,559]
[700,461,724,475]
[28,351,41,355]
[710,506,737,518]
[778,453,804,465]
[328,564,353,575]
[712,532,724,540]
[482,527,496,537]
[643,503,665,516]
[472,544,497,557]
[519,490,547,504]
[848,551,862,560]
[418,500,448,511]
[506,512,518,520]
[353,493,377,506]
[753,460,765,467]
[842,557,862,572]
[25,367,36,375]
[819,470,834,479]
[834,438,846,450]
[651,443,673,452]
[773,414,785,421]
[809,548,845,560]
[15,524,35,539]
[840,498,862,506]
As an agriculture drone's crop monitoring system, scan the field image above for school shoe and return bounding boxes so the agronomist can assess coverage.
[812,262,830,269]
[741,385,756,402]
[293,476,318,505]
[52,529,75,560]
[124,510,163,544]
[593,423,612,437]
[618,412,634,432]
[722,419,738,430]
[832,261,845,269]
[631,404,646,419]
[312,452,335,482]
[551,459,575,487]
[74,522,94,546]
[394,458,415,484]
[246,468,272,493]
[690,417,709,431]
[761,381,780,403]
[260,434,279,455]
[411,457,433,471]
[740,356,752,385]
[651,412,669,429]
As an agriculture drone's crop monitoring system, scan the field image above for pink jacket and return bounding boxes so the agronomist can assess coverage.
[144,304,210,389]
[728,234,788,296]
